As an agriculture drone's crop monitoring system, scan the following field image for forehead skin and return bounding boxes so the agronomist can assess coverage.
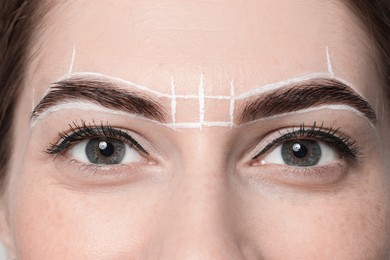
[27,0,381,103]
[4,0,390,259]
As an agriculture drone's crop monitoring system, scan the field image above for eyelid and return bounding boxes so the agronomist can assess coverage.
[251,122,359,162]
[46,121,149,156]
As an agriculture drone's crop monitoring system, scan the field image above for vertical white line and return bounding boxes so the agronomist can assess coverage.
[326,46,334,77]
[171,78,177,130]
[199,74,205,128]
[68,46,76,75]
[229,80,235,128]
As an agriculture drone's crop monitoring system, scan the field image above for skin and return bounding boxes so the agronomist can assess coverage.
[1,0,390,259]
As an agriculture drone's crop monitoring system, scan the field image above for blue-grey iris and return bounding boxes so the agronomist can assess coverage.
[85,138,125,164]
[281,140,321,166]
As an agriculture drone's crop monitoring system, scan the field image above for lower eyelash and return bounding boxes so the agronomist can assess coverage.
[252,121,360,161]
[46,120,148,155]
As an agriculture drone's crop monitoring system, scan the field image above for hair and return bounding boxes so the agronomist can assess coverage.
[0,0,389,188]
[343,0,390,90]
[0,1,36,189]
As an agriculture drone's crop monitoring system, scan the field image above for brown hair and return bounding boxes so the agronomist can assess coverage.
[0,0,389,187]
[344,0,390,89]
[0,1,37,188]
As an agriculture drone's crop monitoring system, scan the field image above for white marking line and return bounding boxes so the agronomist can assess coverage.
[234,73,363,100]
[173,95,231,100]
[326,46,334,76]
[237,104,375,129]
[30,102,164,128]
[235,72,331,100]
[68,46,76,75]
[230,80,235,127]
[36,72,368,129]
[30,102,373,129]
[60,71,363,103]
[30,101,234,129]
[58,72,170,98]
[34,46,370,129]
[165,121,233,129]
[198,74,205,128]
[171,78,177,130]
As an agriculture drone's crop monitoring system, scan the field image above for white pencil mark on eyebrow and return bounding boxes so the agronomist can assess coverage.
[36,72,370,129]
[68,46,76,75]
[165,121,233,128]
[53,72,362,104]
[326,46,334,77]
[237,104,376,129]
[30,102,164,128]
[30,101,373,130]
[235,72,331,100]
[33,47,374,130]
[57,72,169,98]
[56,47,362,104]
[234,72,364,100]
[198,74,205,129]
[171,78,177,130]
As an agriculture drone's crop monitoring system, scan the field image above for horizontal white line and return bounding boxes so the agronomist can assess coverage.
[165,121,233,128]
[50,71,364,103]
[30,102,373,130]
[170,95,231,100]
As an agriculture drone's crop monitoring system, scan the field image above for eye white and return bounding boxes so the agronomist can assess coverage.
[69,140,143,164]
[261,141,339,166]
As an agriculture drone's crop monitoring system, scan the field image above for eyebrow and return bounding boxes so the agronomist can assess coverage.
[237,78,377,125]
[31,77,167,123]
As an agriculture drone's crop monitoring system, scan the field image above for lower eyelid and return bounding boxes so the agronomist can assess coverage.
[51,158,162,188]
[246,161,350,188]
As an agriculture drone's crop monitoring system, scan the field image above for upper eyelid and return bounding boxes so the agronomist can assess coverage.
[46,125,148,155]
[251,126,358,161]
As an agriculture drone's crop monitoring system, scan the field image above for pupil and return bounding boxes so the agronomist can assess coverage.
[99,141,115,157]
[292,142,308,158]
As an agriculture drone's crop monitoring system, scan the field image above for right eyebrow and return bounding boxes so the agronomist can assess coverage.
[31,77,168,123]
[237,78,377,125]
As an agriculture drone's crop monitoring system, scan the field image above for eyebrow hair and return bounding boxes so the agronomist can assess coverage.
[237,78,377,125]
[31,77,167,123]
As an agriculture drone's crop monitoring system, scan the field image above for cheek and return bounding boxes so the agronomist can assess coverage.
[8,164,165,259]
[240,184,390,258]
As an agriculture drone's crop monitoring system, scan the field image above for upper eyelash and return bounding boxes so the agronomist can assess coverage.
[46,120,148,155]
[251,121,360,160]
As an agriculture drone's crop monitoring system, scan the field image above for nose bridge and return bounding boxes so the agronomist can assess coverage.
[145,142,245,259]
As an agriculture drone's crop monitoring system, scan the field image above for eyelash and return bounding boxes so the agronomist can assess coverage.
[252,122,360,161]
[47,121,359,168]
[46,120,148,156]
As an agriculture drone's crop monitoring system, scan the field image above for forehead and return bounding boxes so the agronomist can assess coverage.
[29,0,376,103]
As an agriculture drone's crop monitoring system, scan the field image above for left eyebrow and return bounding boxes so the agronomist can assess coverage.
[31,77,168,123]
[237,78,377,125]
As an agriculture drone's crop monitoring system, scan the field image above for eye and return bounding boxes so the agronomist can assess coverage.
[46,121,149,166]
[261,139,339,167]
[69,137,143,165]
[252,123,359,168]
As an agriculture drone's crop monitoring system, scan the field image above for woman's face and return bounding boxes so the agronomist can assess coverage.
[1,0,390,259]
